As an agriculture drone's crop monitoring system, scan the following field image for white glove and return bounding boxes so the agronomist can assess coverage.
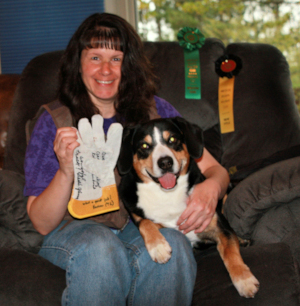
[68,114,123,219]
[82,115,123,189]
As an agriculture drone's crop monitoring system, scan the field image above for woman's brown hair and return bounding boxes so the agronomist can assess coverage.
[58,13,158,126]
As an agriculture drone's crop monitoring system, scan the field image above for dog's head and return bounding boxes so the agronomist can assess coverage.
[117,117,204,190]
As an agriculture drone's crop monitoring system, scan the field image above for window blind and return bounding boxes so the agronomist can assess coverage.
[0,0,104,74]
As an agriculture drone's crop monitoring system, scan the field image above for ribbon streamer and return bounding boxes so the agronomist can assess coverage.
[178,27,205,99]
[215,54,242,134]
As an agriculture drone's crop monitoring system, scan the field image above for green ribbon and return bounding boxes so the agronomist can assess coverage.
[177,27,205,99]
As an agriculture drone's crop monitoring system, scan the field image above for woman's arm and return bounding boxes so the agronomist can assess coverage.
[177,148,229,234]
[27,127,79,235]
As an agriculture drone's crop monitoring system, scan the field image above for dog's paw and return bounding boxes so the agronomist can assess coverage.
[147,238,172,264]
[232,265,260,298]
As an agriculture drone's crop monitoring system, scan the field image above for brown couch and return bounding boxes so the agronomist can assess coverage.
[1,40,300,305]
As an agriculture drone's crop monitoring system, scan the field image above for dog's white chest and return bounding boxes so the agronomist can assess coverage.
[136,175,189,228]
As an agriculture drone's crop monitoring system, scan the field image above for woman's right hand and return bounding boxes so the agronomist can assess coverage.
[27,127,80,235]
[53,127,80,178]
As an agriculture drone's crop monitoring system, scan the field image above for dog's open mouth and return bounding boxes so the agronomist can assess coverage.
[147,171,179,190]
[158,173,178,189]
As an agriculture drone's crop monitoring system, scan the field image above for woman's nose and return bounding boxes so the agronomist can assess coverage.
[100,61,111,75]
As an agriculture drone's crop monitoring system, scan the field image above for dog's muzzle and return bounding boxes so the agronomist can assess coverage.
[146,155,180,190]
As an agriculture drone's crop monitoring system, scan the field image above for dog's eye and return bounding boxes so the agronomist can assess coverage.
[168,136,176,144]
[141,143,149,150]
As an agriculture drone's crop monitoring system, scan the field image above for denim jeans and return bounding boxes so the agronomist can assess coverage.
[38,219,197,306]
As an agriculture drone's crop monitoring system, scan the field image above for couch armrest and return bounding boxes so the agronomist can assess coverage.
[0,75,20,169]
[0,170,43,253]
[223,156,300,241]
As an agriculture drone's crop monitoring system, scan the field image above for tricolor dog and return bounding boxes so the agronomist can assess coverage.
[117,117,259,298]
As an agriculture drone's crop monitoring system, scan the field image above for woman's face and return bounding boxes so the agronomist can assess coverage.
[80,47,123,113]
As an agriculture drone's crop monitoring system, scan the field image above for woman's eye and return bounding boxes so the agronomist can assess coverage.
[91,56,99,60]
[111,57,122,64]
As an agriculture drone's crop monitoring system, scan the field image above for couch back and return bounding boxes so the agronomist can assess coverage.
[4,40,300,180]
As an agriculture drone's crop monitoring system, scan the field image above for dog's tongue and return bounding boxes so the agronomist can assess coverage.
[158,173,177,189]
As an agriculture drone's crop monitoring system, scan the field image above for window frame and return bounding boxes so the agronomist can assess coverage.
[104,0,137,29]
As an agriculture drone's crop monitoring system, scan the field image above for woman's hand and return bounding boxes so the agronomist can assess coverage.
[53,127,80,178]
[27,127,80,235]
[177,179,219,234]
[177,148,230,234]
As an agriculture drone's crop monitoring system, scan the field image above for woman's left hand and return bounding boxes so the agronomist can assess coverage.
[177,178,220,234]
[177,148,229,235]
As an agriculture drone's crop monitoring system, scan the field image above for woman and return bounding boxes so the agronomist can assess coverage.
[24,13,229,305]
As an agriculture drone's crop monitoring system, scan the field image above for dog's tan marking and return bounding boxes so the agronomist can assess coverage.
[216,229,259,298]
[133,135,155,183]
[203,212,218,232]
[171,143,190,175]
[162,131,170,140]
[132,213,172,264]
[144,135,152,144]
[198,213,222,241]
[133,153,153,183]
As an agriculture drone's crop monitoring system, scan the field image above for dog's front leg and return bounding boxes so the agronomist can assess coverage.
[132,213,172,264]
[216,229,260,298]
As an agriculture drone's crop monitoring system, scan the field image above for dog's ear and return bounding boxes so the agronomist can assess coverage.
[170,117,204,159]
[117,126,138,175]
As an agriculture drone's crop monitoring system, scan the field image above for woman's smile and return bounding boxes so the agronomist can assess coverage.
[96,80,114,84]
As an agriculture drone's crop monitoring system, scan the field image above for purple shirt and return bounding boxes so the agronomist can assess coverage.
[24,96,181,196]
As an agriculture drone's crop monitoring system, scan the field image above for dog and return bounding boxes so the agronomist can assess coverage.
[117,117,259,298]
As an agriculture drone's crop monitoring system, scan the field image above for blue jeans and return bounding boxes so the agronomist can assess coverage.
[39,220,196,306]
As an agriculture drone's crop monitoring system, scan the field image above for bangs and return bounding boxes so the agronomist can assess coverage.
[82,27,123,51]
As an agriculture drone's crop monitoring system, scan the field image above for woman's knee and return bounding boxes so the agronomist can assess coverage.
[39,221,129,275]
[160,228,193,251]
[58,223,131,305]
[160,228,196,268]
[63,223,130,279]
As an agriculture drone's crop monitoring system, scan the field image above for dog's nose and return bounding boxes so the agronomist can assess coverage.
[158,156,173,171]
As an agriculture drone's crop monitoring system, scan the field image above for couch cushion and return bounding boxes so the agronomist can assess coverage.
[251,198,300,245]
[223,156,300,241]
[0,170,43,253]
[0,248,65,306]
[193,243,300,305]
